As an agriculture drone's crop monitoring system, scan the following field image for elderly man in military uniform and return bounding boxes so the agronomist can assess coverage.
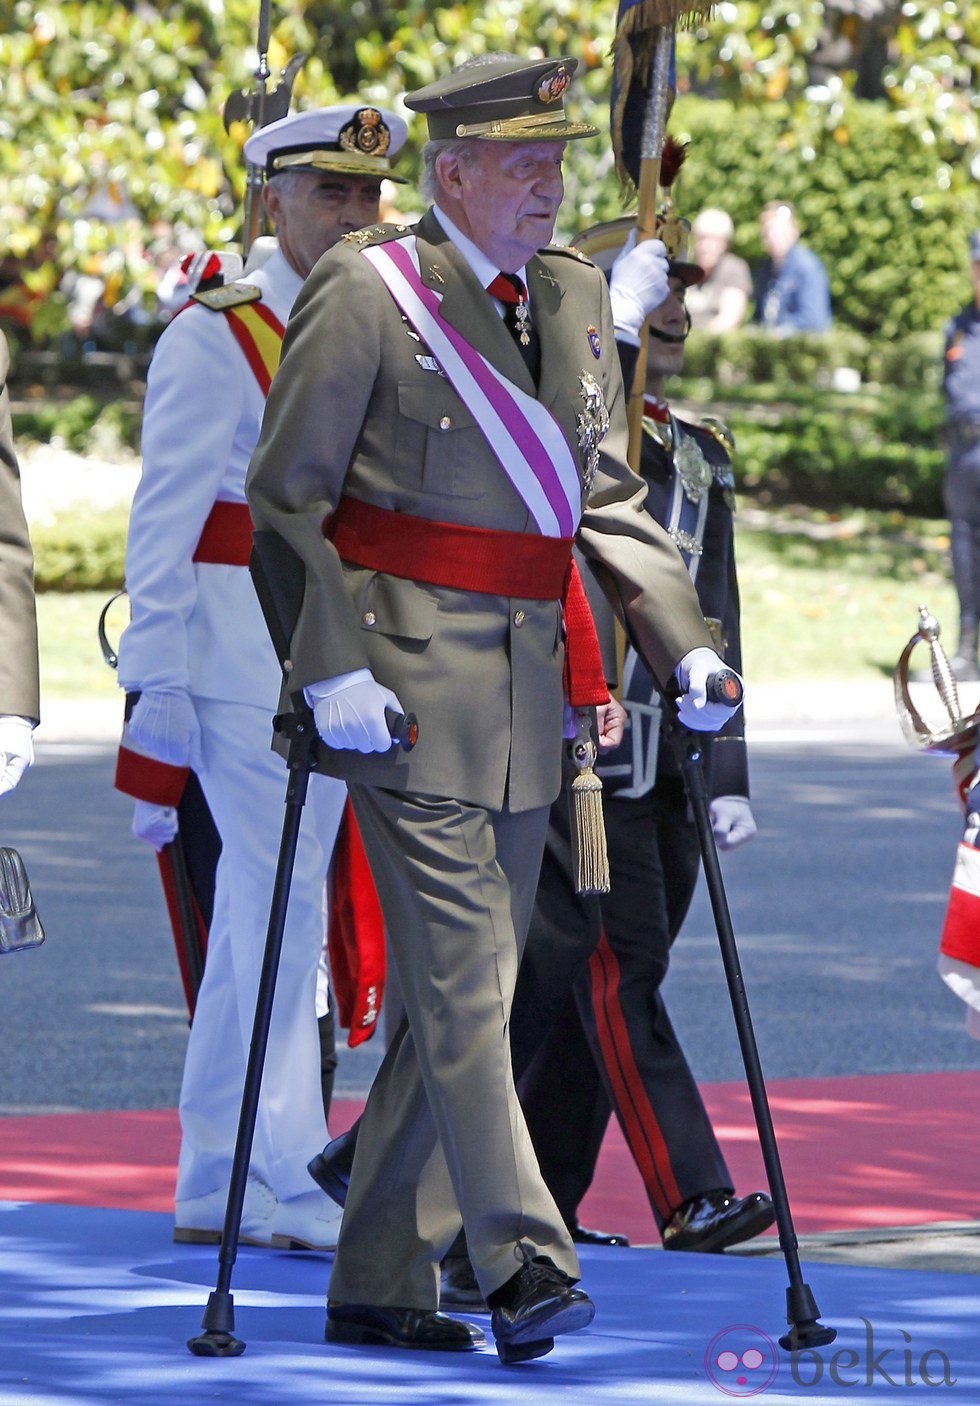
[938,231,980,681]
[0,330,38,794]
[116,104,407,1252]
[247,54,741,1364]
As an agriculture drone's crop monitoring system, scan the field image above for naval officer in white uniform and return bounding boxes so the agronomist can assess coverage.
[116,104,407,1249]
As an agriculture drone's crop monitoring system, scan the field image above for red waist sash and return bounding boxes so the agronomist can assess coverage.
[326,496,608,708]
[190,495,609,706]
[193,500,253,566]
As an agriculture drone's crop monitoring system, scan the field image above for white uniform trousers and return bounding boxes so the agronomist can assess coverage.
[176,696,347,1204]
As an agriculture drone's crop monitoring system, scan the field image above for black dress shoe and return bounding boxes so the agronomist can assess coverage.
[440,1252,489,1313]
[570,1223,630,1248]
[325,1301,485,1351]
[488,1250,595,1365]
[662,1190,775,1254]
[308,1127,357,1209]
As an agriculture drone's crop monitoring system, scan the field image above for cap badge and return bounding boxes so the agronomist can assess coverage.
[339,107,391,158]
[537,66,572,105]
[587,325,600,358]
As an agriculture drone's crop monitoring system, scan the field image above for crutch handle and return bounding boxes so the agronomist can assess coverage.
[706,668,743,708]
[386,708,420,752]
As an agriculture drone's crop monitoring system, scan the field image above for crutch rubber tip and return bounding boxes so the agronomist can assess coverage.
[187,1330,246,1357]
[779,1323,837,1352]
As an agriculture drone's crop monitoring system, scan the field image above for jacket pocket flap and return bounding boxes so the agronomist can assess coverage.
[398,382,475,431]
[359,572,438,642]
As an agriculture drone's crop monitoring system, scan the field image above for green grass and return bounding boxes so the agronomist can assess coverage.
[37,590,126,700]
[737,511,958,682]
[36,515,960,699]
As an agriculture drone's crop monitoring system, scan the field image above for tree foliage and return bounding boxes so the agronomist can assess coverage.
[0,0,976,341]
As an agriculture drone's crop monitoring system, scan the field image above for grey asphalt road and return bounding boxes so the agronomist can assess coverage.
[0,734,974,1116]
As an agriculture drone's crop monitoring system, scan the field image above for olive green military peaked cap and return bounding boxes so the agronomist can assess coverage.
[405,54,598,142]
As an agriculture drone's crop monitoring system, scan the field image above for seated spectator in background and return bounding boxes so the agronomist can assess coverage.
[687,209,751,332]
[754,200,831,334]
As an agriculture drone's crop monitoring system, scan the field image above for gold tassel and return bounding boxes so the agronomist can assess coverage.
[568,713,610,895]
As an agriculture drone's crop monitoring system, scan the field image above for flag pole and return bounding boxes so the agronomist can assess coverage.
[626,25,673,470]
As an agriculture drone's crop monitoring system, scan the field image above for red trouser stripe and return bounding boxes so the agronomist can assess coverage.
[588,933,682,1221]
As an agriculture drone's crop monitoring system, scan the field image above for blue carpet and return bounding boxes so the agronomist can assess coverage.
[0,1200,977,1404]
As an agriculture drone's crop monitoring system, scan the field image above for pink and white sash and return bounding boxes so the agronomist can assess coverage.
[362,236,582,539]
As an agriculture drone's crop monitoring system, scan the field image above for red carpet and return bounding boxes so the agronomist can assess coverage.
[1,1072,977,1240]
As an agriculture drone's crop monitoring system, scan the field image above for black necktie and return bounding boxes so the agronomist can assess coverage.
[487,271,541,386]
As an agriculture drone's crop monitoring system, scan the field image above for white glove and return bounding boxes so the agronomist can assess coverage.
[674,647,743,733]
[132,800,178,851]
[709,796,757,851]
[0,716,34,797]
[608,232,670,339]
[306,668,404,754]
[127,689,202,770]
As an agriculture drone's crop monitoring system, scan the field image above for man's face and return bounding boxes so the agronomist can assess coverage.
[693,230,727,275]
[443,140,566,271]
[760,208,798,263]
[647,276,688,379]
[264,170,383,278]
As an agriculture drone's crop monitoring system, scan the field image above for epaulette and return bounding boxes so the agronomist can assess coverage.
[191,282,262,312]
[342,222,413,248]
[542,244,594,266]
[698,415,736,460]
[641,416,672,454]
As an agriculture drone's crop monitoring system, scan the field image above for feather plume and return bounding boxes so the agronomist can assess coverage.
[659,134,688,190]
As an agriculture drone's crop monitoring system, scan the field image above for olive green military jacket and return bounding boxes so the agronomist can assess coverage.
[0,333,39,723]
[246,210,712,811]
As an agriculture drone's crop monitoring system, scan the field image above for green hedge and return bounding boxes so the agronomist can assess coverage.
[669,96,979,339]
[32,505,127,593]
[682,327,944,392]
[12,396,140,455]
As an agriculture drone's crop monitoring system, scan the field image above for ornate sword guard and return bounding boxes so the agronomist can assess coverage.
[894,604,980,754]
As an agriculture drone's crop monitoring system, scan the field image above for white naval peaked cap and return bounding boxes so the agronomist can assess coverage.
[244,104,409,183]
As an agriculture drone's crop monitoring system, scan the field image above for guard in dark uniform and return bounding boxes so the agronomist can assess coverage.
[512,216,774,1259]
[941,230,980,681]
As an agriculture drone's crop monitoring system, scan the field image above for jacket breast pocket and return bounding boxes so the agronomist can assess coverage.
[357,571,438,651]
[398,382,485,500]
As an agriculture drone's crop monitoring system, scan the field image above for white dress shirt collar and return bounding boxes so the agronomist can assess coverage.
[254,247,305,320]
[432,206,529,302]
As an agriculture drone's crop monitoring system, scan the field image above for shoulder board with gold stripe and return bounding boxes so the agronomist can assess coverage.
[698,415,736,460]
[542,244,594,266]
[191,282,262,312]
[641,417,673,453]
[341,222,412,248]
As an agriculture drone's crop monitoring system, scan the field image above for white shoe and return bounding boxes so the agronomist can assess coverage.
[269,1189,344,1252]
[174,1172,277,1246]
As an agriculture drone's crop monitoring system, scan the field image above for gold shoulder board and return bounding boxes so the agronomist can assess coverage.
[191,282,262,312]
[698,415,736,459]
[542,244,594,266]
[341,222,411,248]
[641,416,673,453]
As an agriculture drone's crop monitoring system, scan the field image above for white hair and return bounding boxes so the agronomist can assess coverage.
[693,207,734,242]
[419,138,477,203]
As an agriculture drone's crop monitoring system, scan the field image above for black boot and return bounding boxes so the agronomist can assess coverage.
[662,1190,775,1253]
[308,1125,357,1208]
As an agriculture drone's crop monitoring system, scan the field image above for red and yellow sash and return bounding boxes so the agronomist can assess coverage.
[222,301,285,395]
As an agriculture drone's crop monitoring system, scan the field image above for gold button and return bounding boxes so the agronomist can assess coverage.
[439,415,452,430]
[283,658,293,673]
[513,609,526,627]
[362,611,377,627]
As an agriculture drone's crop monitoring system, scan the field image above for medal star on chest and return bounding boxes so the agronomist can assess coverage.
[576,372,610,494]
[673,427,715,505]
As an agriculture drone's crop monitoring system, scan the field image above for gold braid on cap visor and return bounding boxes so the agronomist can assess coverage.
[270,149,401,177]
[452,111,598,139]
